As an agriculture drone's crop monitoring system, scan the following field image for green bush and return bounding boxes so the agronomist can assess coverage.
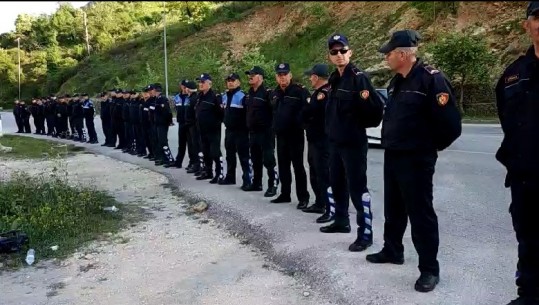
[0,170,125,262]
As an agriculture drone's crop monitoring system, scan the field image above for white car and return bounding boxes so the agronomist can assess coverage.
[366,88,388,146]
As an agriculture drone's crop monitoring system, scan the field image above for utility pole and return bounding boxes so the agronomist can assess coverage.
[16,37,21,101]
[83,10,90,56]
[163,1,169,98]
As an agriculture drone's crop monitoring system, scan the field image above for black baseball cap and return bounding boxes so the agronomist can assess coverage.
[304,64,329,78]
[528,2,539,17]
[328,33,350,49]
[378,29,422,54]
[245,66,265,77]
[226,73,240,81]
[275,63,290,74]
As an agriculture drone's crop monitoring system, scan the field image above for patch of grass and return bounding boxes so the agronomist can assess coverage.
[462,115,499,124]
[0,170,146,270]
[0,135,83,160]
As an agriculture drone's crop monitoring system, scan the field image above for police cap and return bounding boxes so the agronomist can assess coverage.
[245,66,265,77]
[275,63,290,74]
[328,33,350,49]
[195,73,212,82]
[303,63,329,78]
[378,29,422,54]
[528,2,539,17]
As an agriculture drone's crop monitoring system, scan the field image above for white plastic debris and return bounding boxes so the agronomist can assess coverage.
[103,206,119,212]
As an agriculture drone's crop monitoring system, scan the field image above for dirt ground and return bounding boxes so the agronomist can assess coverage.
[0,153,331,305]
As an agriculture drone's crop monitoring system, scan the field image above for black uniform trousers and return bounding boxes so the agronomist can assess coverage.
[46,115,56,136]
[308,138,330,210]
[276,130,309,202]
[330,142,370,235]
[69,116,75,136]
[135,124,146,155]
[23,116,31,133]
[124,122,134,149]
[102,117,112,145]
[200,129,221,176]
[34,116,45,134]
[175,124,190,167]
[142,123,153,157]
[113,120,125,148]
[510,178,539,298]
[154,125,167,162]
[249,129,277,188]
[225,128,250,184]
[57,116,68,137]
[383,149,439,276]
[74,117,84,141]
[85,116,97,142]
[15,115,23,133]
[188,125,201,168]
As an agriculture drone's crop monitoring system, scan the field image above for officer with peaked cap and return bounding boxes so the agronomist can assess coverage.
[151,83,175,166]
[81,93,98,144]
[182,80,202,174]
[270,62,310,209]
[496,3,539,304]
[320,33,384,253]
[140,85,154,159]
[194,73,224,183]
[100,90,113,146]
[301,64,333,223]
[366,29,461,293]
[243,66,278,196]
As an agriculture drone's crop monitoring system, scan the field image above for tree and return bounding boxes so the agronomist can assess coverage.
[430,32,494,113]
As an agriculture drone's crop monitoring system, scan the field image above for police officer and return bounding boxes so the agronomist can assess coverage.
[13,100,23,133]
[183,80,201,174]
[496,3,539,304]
[366,30,462,293]
[128,90,141,154]
[243,66,278,197]
[140,86,154,159]
[100,91,112,146]
[320,34,384,253]
[270,63,310,208]
[167,80,191,168]
[82,93,98,144]
[122,90,133,153]
[152,83,174,166]
[72,94,85,142]
[301,64,333,223]
[56,95,69,138]
[219,73,251,188]
[45,96,57,137]
[194,73,224,183]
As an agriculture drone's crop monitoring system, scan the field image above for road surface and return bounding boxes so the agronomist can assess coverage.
[0,113,516,305]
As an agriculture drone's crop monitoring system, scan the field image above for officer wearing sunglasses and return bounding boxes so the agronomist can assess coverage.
[320,34,384,253]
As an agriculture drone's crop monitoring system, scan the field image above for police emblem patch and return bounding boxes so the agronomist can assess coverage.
[436,92,449,106]
[307,97,311,104]
[317,92,325,100]
[279,64,285,69]
[200,74,204,78]
[333,35,340,40]
[360,90,369,100]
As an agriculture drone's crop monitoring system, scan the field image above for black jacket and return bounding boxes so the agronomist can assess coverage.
[302,83,330,142]
[271,83,310,135]
[223,87,247,131]
[496,46,539,183]
[381,60,462,152]
[325,62,384,146]
[195,89,223,132]
[245,84,273,132]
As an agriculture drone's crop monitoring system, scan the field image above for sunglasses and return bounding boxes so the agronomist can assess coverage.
[329,49,349,56]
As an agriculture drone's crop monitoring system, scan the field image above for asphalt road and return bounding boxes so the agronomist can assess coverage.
[0,113,516,305]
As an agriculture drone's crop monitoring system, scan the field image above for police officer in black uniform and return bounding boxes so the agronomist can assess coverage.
[194,73,224,183]
[219,73,251,188]
[153,83,174,166]
[320,34,385,253]
[13,100,23,133]
[167,80,191,168]
[243,66,278,197]
[270,63,310,209]
[183,80,201,174]
[366,30,462,293]
[496,3,539,304]
[72,94,85,142]
[45,96,57,137]
[140,86,154,159]
[100,91,112,146]
[82,93,98,144]
[301,64,333,223]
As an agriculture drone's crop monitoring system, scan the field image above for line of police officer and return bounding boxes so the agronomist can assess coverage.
[13,94,98,143]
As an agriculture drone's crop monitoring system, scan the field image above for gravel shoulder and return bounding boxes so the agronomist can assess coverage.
[0,153,330,305]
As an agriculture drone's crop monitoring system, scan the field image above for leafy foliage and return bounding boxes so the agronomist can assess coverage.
[430,32,494,112]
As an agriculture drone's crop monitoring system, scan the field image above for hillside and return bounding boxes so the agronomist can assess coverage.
[0,1,532,117]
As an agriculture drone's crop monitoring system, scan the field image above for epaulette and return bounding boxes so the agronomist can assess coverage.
[422,65,440,75]
[351,67,364,76]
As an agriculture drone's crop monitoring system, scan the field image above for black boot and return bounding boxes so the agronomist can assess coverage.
[319,222,351,233]
[366,249,404,264]
[414,273,440,293]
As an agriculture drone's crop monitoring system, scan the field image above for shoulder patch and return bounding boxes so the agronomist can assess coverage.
[423,65,440,75]
[317,92,326,101]
[360,90,370,100]
[505,74,519,83]
[436,92,449,106]
[351,67,364,76]
[306,97,311,104]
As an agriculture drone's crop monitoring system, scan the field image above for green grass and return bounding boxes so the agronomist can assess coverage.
[0,134,84,160]
[462,115,499,124]
[0,171,146,270]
